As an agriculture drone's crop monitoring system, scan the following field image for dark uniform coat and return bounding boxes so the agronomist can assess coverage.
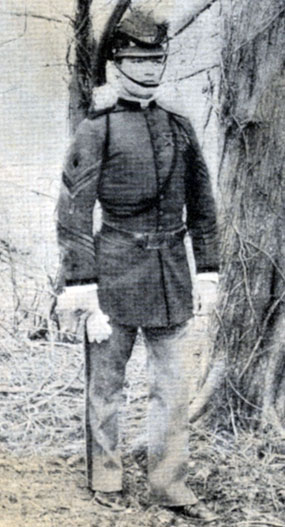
[57,98,219,327]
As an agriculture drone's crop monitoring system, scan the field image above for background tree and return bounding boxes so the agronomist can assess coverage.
[68,0,94,131]
[199,0,285,433]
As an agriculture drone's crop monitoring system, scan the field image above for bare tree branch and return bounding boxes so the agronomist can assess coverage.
[0,10,64,24]
[0,7,27,47]
[232,6,285,55]
[174,0,219,36]
[177,63,219,81]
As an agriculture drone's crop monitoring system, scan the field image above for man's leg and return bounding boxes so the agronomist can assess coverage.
[142,321,198,507]
[84,322,137,492]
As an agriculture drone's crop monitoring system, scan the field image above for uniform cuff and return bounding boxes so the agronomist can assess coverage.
[65,278,98,287]
[196,272,219,283]
[64,283,98,293]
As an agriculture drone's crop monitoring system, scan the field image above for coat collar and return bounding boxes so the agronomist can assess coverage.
[116,97,157,111]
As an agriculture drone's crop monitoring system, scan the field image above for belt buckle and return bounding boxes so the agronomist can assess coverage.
[146,232,165,250]
[134,232,148,249]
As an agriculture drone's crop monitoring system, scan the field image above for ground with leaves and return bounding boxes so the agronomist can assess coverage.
[0,312,285,527]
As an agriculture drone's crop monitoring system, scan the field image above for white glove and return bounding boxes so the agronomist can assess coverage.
[56,284,112,343]
[86,309,112,344]
[193,272,219,315]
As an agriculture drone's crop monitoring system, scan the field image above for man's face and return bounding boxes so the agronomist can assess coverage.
[118,56,166,86]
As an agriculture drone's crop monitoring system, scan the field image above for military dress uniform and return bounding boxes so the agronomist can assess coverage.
[57,98,218,505]
[56,10,219,509]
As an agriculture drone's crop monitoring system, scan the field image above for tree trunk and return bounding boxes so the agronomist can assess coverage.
[69,0,94,132]
[209,0,285,431]
[68,0,130,132]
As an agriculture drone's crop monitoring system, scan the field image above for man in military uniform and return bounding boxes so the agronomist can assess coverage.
[56,10,219,521]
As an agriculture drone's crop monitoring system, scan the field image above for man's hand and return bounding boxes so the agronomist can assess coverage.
[56,284,112,343]
[86,309,112,344]
[193,272,219,315]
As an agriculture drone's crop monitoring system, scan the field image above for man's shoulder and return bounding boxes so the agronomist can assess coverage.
[74,111,110,140]
[87,107,114,121]
[157,103,192,128]
[87,103,126,123]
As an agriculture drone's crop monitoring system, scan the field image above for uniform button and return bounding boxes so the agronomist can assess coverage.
[159,210,164,216]
[160,193,165,199]
[158,225,163,231]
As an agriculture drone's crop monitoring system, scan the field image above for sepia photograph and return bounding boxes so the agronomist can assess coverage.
[0,1,284,525]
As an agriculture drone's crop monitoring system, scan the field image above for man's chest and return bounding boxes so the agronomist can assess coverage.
[100,108,178,193]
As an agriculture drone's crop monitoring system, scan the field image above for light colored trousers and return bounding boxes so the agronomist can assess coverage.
[84,320,197,506]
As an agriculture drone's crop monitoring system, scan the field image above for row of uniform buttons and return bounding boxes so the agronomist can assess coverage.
[143,107,170,233]
[158,190,165,230]
[158,204,164,230]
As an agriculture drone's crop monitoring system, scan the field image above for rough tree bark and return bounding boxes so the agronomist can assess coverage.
[204,0,285,432]
[68,0,94,132]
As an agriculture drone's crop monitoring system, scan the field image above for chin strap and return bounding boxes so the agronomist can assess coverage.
[114,61,166,88]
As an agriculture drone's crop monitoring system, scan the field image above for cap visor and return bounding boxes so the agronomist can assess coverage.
[115,47,167,58]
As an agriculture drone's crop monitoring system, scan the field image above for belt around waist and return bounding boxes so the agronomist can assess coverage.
[100,223,187,250]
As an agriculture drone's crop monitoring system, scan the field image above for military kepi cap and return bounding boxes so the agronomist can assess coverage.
[109,9,168,59]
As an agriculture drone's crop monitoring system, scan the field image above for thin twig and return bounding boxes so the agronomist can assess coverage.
[235,226,258,324]
[232,7,285,55]
[178,63,220,81]
[0,6,27,47]
[28,363,84,409]
[229,230,285,380]
[227,378,262,411]
[236,521,285,527]
[238,289,285,381]
[175,0,219,36]
[0,10,64,24]
[242,238,285,283]
[0,385,33,394]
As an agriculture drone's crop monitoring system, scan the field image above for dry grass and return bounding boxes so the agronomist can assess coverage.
[0,244,285,527]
